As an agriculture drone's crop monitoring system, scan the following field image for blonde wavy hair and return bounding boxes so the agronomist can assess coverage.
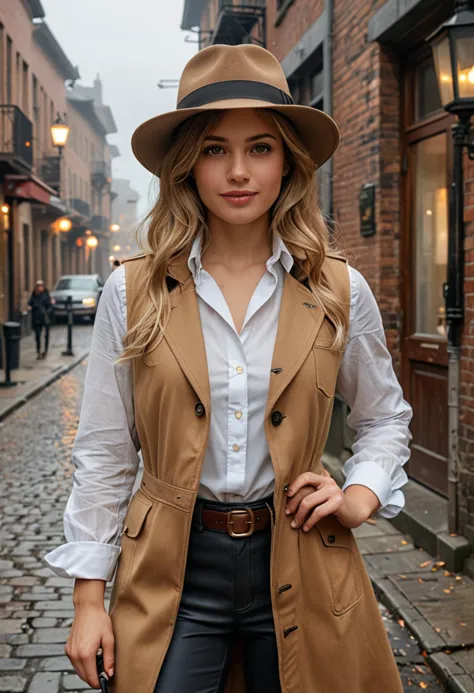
[120,108,349,362]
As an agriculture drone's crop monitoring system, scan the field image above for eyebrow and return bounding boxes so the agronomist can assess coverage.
[203,133,277,143]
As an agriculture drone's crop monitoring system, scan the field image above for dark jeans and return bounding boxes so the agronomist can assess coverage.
[153,493,281,693]
[34,323,49,354]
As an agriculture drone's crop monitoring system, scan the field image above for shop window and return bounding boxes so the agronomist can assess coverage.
[414,57,442,122]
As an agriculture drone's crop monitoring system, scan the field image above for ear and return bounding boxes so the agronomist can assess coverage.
[282,163,290,177]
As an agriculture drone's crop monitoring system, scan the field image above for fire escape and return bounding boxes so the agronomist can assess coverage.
[210,0,266,47]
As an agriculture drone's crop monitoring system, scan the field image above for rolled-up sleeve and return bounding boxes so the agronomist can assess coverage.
[337,267,413,519]
[43,265,140,581]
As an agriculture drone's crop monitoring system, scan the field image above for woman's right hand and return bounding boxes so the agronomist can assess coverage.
[65,579,115,689]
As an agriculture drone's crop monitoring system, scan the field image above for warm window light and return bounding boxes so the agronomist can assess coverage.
[50,114,70,148]
[108,255,115,262]
[113,244,121,252]
[58,218,72,232]
[1,204,9,214]
[76,238,84,248]
[110,223,120,232]
[86,236,98,248]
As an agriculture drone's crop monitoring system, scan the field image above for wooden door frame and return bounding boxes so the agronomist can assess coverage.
[400,43,453,400]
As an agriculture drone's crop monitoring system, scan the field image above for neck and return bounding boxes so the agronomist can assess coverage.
[203,211,273,270]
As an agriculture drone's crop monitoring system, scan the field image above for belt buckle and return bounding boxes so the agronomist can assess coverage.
[227,508,255,537]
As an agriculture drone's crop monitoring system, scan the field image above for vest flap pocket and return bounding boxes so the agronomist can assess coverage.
[313,346,341,398]
[314,514,362,615]
[315,514,354,549]
[122,495,153,538]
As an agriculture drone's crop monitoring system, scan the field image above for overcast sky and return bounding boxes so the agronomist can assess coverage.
[41,0,196,216]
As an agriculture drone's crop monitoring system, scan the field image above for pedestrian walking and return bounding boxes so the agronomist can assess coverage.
[44,44,413,693]
[28,279,52,360]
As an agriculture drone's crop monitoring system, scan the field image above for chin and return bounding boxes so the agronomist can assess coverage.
[214,207,267,226]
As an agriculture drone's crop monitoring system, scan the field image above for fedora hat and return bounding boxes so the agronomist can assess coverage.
[131,43,340,177]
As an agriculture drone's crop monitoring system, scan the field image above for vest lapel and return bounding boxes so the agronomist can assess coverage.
[163,255,212,413]
[265,271,326,418]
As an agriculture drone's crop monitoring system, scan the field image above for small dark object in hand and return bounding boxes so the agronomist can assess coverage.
[96,648,109,693]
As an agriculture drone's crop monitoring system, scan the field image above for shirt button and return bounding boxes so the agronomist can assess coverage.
[232,443,240,452]
[236,366,244,374]
[235,411,243,419]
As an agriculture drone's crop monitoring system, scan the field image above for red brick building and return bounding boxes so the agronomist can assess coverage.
[181,0,474,573]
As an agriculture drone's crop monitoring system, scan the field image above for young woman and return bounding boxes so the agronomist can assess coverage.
[28,279,52,359]
[44,44,412,693]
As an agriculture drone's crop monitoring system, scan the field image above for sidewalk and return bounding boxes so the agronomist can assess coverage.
[0,323,92,422]
[353,515,474,693]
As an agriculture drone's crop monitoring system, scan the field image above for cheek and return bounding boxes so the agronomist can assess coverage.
[193,162,221,202]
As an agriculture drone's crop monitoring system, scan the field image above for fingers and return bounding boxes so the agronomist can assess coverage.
[302,499,340,531]
[286,471,327,498]
[102,630,115,678]
[289,488,328,530]
[285,485,314,516]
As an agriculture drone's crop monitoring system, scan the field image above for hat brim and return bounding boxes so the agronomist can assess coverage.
[131,98,340,177]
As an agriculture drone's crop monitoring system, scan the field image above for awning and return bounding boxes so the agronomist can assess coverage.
[4,174,58,205]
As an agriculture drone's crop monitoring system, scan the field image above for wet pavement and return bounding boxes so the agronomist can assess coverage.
[0,358,447,692]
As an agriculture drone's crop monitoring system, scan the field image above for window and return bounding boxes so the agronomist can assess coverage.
[23,224,30,291]
[413,133,448,337]
[22,60,28,112]
[0,25,4,103]
[310,67,323,106]
[55,277,97,291]
[15,51,20,104]
[6,36,12,104]
[414,57,442,122]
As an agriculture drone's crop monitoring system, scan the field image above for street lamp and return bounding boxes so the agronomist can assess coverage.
[110,223,120,232]
[58,217,72,232]
[427,0,474,536]
[86,236,98,248]
[50,113,70,198]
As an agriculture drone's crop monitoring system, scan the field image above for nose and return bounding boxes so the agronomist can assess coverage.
[227,150,250,183]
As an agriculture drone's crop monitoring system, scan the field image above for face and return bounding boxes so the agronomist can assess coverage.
[192,109,288,226]
[36,284,45,293]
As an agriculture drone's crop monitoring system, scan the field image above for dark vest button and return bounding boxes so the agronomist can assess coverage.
[328,535,335,544]
[271,411,283,426]
[194,402,205,417]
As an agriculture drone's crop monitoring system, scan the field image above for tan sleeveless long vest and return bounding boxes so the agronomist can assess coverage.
[108,250,403,693]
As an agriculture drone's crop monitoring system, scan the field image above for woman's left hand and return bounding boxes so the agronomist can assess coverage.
[285,470,366,530]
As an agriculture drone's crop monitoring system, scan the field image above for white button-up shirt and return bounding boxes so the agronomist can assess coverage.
[43,233,413,582]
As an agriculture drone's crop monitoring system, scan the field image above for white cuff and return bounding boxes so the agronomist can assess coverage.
[43,541,121,582]
[341,459,399,513]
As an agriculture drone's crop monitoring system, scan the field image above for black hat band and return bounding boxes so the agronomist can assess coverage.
[177,80,295,109]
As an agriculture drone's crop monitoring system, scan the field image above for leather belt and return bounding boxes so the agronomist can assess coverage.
[200,506,271,537]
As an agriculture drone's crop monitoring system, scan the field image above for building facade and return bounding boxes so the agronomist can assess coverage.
[181,0,474,571]
[0,0,118,334]
[110,178,140,262]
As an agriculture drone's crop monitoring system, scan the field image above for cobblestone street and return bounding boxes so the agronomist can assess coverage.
[0,359,446,692]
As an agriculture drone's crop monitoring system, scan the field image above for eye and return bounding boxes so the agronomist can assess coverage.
[203,145,224,156]
[252,143,272,154]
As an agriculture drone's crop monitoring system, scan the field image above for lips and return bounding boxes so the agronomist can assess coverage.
[221,192,257,198]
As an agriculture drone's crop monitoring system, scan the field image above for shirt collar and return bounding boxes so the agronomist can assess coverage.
[187,232,294,285]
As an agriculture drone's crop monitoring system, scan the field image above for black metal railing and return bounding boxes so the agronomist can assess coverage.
[90,215,109,233]
[91,160,111,188]
[0,105,33,170]
[68,197,90,218]
[37,154,60,195]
